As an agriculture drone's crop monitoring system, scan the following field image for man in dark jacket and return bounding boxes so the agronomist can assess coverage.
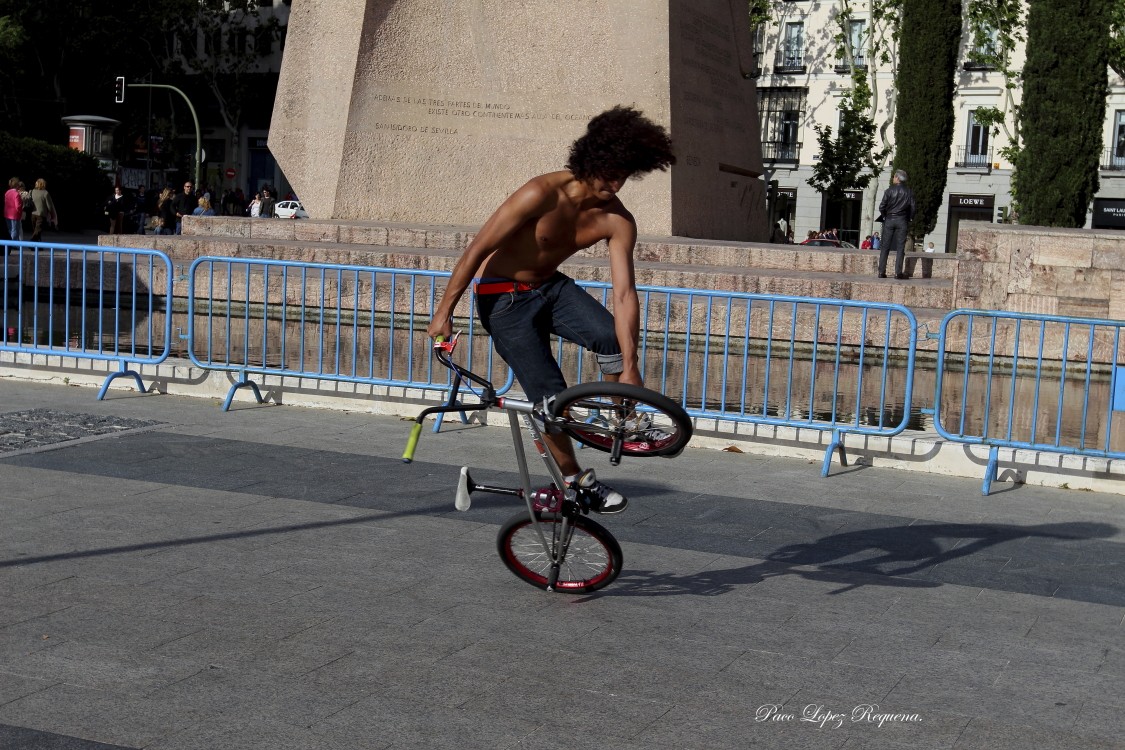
[877,169,916,279]
[172,181,196,235]
[260,187,276,219]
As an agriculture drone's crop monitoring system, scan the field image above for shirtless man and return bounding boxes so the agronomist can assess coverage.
[427,106,675,514]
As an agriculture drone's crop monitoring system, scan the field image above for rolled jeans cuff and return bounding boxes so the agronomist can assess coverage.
[596,352,624,375]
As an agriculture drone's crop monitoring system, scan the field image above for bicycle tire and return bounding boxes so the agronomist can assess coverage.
[497,511,623,593]
[549,381,693,458]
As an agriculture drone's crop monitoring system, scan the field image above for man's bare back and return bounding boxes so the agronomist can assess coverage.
[475,171,635,284]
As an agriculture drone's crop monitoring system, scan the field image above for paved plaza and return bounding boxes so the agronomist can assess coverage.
[0,379,1122,749]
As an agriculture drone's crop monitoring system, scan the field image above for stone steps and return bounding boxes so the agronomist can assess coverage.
[169,216,955,311]
[181,215,957,278]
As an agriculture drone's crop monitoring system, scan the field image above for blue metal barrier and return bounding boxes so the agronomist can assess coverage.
[185,257,514,410]
[1,241,173,398]
[18,246,1125,492]
[184,258,917,474]
[929,309,1125,494]
[578,283,918,476]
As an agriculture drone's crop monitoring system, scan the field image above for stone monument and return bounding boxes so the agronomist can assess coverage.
[271,0,767,242]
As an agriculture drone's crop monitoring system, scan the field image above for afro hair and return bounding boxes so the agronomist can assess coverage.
[566,106,676,182]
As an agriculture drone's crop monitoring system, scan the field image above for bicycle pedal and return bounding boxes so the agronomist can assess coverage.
[455,466,474,511]
[530,487,563,513]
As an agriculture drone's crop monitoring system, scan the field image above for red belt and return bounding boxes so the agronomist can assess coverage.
[473,279,543,295]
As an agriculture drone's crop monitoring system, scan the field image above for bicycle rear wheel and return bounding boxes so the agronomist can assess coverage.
[549,381,692,458]
[497,511,623,593]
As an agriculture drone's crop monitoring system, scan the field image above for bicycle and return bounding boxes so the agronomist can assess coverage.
[402,334,693,593]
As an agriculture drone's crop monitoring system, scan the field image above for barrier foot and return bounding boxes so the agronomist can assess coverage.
[222,379,264,412]
[432,373,470,433]
[821,430,847,477]
[97,367,147,400]
[982,446,999,496]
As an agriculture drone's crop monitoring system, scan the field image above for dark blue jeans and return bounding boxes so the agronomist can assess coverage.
[879,218,910,277]
[476,272,623,403]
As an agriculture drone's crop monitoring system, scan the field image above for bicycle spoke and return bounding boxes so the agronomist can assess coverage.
[502,515,617,590]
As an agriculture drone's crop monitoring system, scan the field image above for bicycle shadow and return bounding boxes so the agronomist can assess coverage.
[587,520,1117,599]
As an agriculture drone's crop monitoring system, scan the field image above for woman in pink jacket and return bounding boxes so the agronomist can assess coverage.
[4,177,22,241]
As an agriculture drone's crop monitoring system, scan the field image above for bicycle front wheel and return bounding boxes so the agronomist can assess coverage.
[497,511,623,593]
[550,381,693,458]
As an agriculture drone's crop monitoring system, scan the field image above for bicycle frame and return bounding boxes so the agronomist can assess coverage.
[402,337,589,590]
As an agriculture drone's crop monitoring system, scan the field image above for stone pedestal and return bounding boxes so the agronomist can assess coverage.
[271,0,767,242]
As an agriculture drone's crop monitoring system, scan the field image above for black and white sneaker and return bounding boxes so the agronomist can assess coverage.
[571,468,628,514]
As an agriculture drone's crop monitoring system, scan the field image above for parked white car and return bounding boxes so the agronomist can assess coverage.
[274,200,308,219]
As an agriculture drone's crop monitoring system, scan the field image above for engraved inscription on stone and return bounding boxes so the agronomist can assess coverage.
[363,88,601,140]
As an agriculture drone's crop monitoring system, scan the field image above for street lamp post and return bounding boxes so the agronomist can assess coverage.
[126,83,202,189]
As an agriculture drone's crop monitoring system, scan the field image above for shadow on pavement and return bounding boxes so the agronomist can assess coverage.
[590,520,1118,599]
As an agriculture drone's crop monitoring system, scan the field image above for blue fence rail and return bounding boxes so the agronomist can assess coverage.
[576,281,918,476]
[929,309,1125,494]
[185,257,514,410]
[0,241,173,398]
[6,246,1125,493]
[184,259,917,473]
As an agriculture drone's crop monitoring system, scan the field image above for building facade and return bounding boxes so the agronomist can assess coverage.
[753,2,1125,252]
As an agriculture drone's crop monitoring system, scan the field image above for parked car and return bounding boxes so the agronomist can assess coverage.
[274,200,308,219]
[800,238,857,249]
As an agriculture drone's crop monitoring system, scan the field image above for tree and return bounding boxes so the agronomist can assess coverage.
[807,73,886,200]
[155,0,281,185]
[1110,0,1125,79]
[0,131,111,228]
[806,1,896,204]
[1013,0,1110,227]
[890,0,962,239]
[963,0,1027,164]
[0,1,278,180]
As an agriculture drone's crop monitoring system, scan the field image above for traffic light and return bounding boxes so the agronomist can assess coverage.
[995,205,1008,224]
[114,76,125,104]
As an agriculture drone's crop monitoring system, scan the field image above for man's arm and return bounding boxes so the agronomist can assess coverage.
[426,179,555,339]
[606,215,642,387]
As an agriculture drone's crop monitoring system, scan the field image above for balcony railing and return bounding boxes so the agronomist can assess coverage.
[762,141,802,164]
[1102,149,1125,171]
[955,146,992,171]
[962,59,997,71]
[833,56,867,73]
[774,49,806,74]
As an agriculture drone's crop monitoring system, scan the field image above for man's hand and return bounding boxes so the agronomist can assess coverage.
[616,364,643,389]
[426,315,453,341]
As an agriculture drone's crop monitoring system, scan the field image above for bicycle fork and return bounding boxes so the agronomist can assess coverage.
[454,409,579,592]
[508,410,580,591]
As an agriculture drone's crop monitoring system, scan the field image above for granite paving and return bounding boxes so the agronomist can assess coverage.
[0,380,1122,749]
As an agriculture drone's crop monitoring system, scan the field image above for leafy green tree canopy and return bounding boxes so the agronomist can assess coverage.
[1012,0,1110,226]
[891,0,962,238]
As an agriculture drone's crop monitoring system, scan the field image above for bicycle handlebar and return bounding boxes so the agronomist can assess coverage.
[401,334,496,463]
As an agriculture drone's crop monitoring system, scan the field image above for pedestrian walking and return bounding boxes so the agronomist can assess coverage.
[4,177,22,240]
[29,179,57,241]
[260,188,276,219]
[155,187,175,235]
[876,169,915,279]
[17,181,31,240]
[248,192,262,218]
